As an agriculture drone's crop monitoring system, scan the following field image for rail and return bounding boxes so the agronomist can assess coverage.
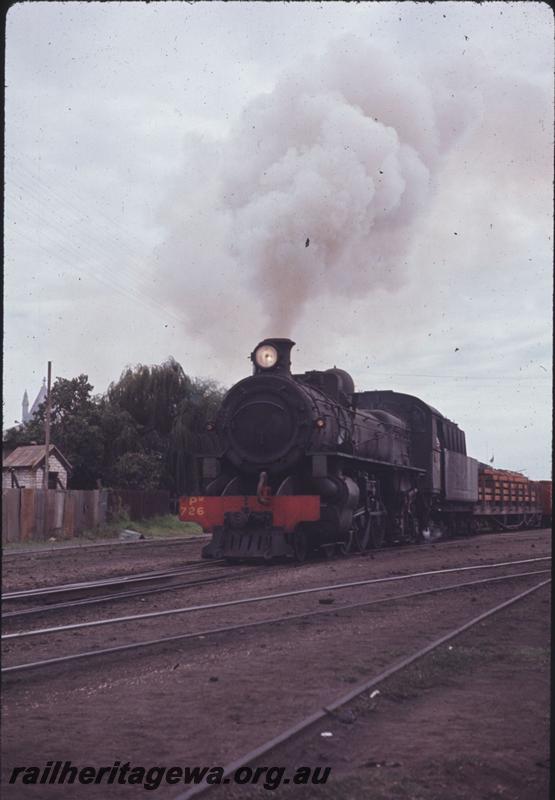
[3,556,550,642]
[172,578,551,799]
[3,570,549,676]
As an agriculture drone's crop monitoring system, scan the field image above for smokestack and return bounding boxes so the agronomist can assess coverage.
[251,338,295,376]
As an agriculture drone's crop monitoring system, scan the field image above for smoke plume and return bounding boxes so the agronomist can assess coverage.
[154,35,482,343]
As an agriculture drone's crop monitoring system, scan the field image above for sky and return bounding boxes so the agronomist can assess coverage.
[3,1,553,479]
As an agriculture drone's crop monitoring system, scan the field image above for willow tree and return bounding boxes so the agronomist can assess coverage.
[107,358,225,495]
[168,377,225,493]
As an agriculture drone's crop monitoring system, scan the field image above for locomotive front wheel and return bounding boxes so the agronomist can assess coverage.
[293,528,309,563]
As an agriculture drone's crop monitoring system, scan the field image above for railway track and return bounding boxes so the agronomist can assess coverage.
[3,558,223,600]
[3,524,546,568]
[3,526,548,610]
[1,570,244,621]
[3,555,550,676]
[1,534,210,558]
[1,559,255,622]
[170,577,550,799]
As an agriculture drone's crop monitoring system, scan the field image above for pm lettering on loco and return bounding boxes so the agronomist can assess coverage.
[179,495,320,533]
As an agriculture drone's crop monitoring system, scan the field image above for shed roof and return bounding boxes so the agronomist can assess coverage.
[2,444,72,472]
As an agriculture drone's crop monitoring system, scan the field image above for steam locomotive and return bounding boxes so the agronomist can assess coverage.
[179,338,548,560]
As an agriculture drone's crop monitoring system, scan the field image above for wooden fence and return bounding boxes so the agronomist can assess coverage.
[2,488,170,544]
[108,490,170,522]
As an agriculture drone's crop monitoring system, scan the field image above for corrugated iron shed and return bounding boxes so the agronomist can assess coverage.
[2,445,72,472]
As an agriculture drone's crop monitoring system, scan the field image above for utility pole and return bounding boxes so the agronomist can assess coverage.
[43,361,52,490]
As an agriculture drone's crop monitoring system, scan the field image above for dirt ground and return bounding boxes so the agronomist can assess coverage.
[1,529,551,800]
[223,583,551,800]
[2,529,550,594]
[2,529,550,662]
[2,537,209,592]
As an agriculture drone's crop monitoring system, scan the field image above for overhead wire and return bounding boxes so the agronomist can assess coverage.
[5,166,191,328]
[365,372,550,382]
[6,164,158,290]
[7,219,190,329]
[8,156,154,259]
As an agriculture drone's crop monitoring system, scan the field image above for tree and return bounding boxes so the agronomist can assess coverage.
[3,376,105,488]
[107,357,190,435]
[110,452,163,491]
[46,375,96,423]
[96,400,142,473]
[107,359,225,494]
[4,361,225,494]
[14,376,106,488]
[168,377,225,493]
[3,423,40,451]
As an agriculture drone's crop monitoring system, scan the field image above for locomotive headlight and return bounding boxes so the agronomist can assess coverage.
[315,418,326,429]
[255,344,278,369]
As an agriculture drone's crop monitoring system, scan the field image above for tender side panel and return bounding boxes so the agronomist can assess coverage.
[443,451,478,502]
[179,495,320,532]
